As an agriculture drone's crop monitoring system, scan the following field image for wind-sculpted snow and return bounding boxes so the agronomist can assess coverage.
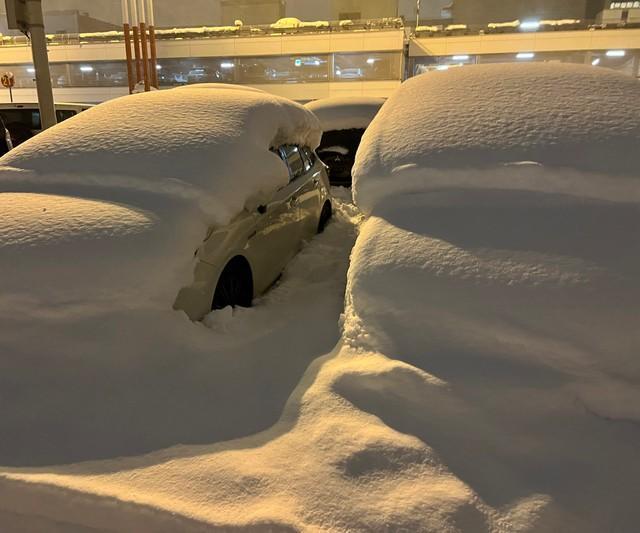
[353,63,640,213]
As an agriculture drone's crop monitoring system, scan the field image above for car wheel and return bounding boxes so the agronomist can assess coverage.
[211,256,253,310]
[317,201,332,234]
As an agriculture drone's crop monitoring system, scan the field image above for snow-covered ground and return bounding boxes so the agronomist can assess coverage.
[1,65,639,532]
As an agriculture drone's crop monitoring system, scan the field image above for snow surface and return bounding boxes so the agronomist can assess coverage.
[1,64,639,532]
[0,86,321,227]
[305,97,386,132]
[353,63,640,214]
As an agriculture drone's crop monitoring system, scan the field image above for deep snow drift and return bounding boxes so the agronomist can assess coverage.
[346,63,640,530]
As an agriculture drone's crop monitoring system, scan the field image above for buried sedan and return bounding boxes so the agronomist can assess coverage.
[0,84,331,322]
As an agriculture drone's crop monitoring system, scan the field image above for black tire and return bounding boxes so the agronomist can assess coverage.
[211,257,253,311]
[317,201,332,234]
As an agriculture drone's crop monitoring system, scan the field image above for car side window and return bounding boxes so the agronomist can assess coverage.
[280,145,306,182]
[302,147,316,169]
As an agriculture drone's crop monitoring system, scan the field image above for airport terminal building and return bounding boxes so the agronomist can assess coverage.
[0,0,637,103]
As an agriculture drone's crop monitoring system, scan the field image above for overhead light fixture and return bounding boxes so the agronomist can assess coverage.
[520,20,541,31]
[606,50,625,57]
[592,58,601,66]
[220,62,235,69]
[452,55,469,61]
[80,65,94,72]
[516,52,535,60]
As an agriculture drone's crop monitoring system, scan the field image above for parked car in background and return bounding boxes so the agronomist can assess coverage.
[305,97,385,187]
[0,102,92,148]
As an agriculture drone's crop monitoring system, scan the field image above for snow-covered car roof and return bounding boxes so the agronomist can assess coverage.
[0,86,321,226]
[353,63,640,212]
[305,97,386,132]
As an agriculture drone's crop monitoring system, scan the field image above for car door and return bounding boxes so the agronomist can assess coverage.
[243,146,303,292]
[297,147,324,240]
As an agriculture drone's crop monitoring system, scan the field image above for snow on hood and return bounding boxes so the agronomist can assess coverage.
[305,97,385,132]
[0,86,321,227]
[353,63,640,213]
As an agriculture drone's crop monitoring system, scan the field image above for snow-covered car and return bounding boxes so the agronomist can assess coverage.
[305,97,385,187]
[270,17,301,30]
[349,63,640,530]
[0,85,331,322]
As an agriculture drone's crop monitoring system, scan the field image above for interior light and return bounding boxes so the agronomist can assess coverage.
[520,21,541,31]
[366,58,376,65]
[220,62,235,69]
[516,52,535,59]
[436,65,449,71]
[452,55,469,61]
[156,64,162,70]
[80,65,94,72]
[592,58,601,66]
[606,50,625,57]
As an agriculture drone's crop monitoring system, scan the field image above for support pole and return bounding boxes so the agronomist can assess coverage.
[28,3,56,129]
[138,0,150,92]
[122,0,135,93]
[149,25,158,88]
[415,0,421,34]
[130,0,142,84]
[146,0,158,88]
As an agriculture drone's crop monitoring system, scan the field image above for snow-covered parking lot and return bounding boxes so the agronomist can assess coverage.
[1,63,640,532]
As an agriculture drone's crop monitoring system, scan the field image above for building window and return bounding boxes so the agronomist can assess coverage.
[333,52,402,81]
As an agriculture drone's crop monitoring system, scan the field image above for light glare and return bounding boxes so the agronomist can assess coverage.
[520,21,541,31]
[516,52,535,60]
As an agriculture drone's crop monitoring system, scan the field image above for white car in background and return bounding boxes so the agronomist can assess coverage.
[0,85,331,321]
[0,102,92,147]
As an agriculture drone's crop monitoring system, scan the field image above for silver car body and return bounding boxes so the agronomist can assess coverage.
[175,145,331,320]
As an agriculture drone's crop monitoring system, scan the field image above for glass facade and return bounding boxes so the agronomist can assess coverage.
[410,50,640,78]
[0,52,402,89]
[333,52,403,81]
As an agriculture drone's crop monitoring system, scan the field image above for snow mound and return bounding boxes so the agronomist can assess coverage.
[338,188,640,529]
[353,63,640,213]
[305,97,385,132]
[0,86,321,226]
